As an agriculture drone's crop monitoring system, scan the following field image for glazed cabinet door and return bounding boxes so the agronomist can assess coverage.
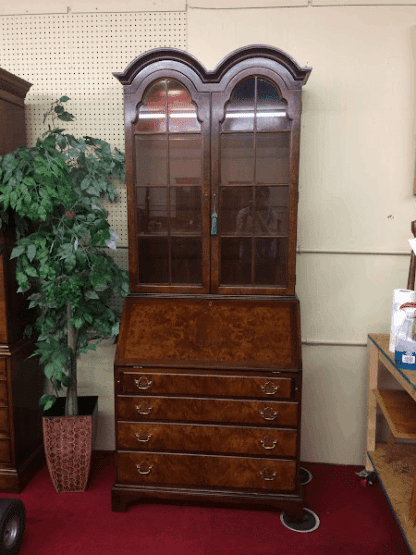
[211,69,302,296]
[124,71,211,294]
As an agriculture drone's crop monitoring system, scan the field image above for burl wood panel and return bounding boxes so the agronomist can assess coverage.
[117,421,298,457]
[116,296,301,369]
[117,396,298,427]
[117,452,297,491]
[119,369,293,399]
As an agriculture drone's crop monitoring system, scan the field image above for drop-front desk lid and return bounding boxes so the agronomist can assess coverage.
[115,295,302,371]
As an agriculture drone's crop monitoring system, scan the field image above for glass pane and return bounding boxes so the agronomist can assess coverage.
[270,186,289,234]
[171,237,201,283]
[222,78,255,132]
[221,238,251,285]
[221,134,254,186]
[220,237,287,287]
[221,185,289,287]
[169,136,202,186]
[221,186,252,235]
[136,187,168,235]
[167,79,201,133]
[255,237,287,286]
[256,78,290,132]
[170,186,201,233]
[256,133,290,184]
[257,78,281,107]
[139,238,169,283]
[135,80,167,133]
[135,136,167,187]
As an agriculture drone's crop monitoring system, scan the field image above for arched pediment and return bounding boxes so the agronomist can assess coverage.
[113,48,208,86]
[113,45,311,89]
[212,45,311,87]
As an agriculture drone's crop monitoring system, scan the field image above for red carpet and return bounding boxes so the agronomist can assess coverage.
[6,455,411,555]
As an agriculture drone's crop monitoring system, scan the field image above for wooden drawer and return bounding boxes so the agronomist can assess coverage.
[116,396,298,427]
[117,422,297,457]
[117,452,297,492]
[118,369,293,400]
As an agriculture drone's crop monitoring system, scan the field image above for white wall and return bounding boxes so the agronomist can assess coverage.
[1,0,416,463]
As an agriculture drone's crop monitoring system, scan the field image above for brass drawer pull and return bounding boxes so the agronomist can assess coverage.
[136,461,152,475]
[135,404,153,415]
[260,468,277,481]
[134,376,153,390]
[260,407,278,421]
[260,437,278,450]
[135,431,152,443]
[261,381,280,395]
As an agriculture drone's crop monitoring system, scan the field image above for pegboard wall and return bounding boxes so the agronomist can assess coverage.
[0,11,187,258]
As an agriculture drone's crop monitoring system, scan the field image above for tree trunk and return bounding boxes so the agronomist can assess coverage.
[65,303,78,416]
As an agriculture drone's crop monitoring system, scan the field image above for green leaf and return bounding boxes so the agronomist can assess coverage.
[80,176,90,190]
[72,317,83,330]
[60,96,70,103]
[43,135,58,151]
[39,393,57,411]
[56,134,67,150]
[58,112,74,122]
[85,290,100,300]
[44,362,59,379]
[10,245,25,259]
[26,243,37,262]
[64,254,76,272]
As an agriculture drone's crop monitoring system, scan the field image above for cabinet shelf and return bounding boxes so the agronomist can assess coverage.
[373,388,416,440]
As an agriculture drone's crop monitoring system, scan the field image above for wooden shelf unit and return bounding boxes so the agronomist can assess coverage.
[367,333,416,554]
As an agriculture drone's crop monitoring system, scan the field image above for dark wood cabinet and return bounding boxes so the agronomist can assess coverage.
[0,68,44,492]
[112,46,311,518]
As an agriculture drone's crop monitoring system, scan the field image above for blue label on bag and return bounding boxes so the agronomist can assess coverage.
[395,350,416,370]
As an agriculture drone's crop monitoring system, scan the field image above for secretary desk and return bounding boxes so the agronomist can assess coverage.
[112,46,311,519]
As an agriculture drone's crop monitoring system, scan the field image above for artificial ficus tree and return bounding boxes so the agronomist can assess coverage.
[0,97,129,416]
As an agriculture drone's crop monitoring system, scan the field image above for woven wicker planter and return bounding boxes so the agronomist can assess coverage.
[42,396,98,493]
